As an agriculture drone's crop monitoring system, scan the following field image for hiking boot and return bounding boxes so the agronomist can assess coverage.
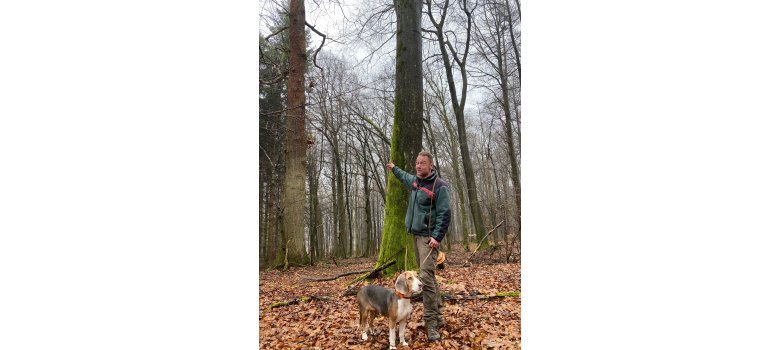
[426,324,441,342]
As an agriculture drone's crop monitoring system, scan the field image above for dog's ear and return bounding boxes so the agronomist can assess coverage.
[395,273,408,294]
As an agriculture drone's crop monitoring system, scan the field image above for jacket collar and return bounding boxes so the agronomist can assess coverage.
[417,169,438,182]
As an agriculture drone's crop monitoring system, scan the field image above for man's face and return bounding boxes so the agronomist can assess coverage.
[415,155,433,178]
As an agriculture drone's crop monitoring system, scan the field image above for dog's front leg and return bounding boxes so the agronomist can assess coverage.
[398,319,408,346]
[389,322,397,349]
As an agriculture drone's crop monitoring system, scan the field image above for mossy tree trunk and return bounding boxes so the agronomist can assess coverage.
[376,0,424,275]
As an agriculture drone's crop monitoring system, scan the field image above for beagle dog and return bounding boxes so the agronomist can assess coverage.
[357,271,423,349]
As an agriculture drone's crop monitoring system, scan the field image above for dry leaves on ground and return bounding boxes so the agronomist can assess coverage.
[260,249,520,349]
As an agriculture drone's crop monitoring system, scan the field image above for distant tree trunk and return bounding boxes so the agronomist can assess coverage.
[435,88,471,249]
[307,147,322,264]
[359,133,374,257]
[333,140,348,258]
[267,161,283,267]
[279,0,308,268]
[344,143,353,257]
[487,144,507,243]
[506,0,521,83]
[260,175,267,263]
[365,138,386,203]
[495,29,521,232]
[482,141,498,242]
[376,0,424,275]
[330,149,339,257]
[423,108,450,251]
[362,155,372,257]
[316,146,326,259]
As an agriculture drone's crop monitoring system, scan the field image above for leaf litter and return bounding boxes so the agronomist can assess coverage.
[260,249,520,349]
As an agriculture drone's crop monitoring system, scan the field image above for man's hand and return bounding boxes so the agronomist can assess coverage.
[386,162,395,170]
[428,237,439,249]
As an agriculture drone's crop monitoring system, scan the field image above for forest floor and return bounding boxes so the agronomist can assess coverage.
[259,245,520,349]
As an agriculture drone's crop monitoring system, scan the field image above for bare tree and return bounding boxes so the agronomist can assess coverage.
[423,67,472,250]
[472,0,520,232]
[423,0,489,249]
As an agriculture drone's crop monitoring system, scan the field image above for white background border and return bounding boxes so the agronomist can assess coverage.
[524,1,780,349]
[0,0,259,348]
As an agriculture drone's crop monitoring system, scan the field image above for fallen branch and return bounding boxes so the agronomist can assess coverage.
[342,259,397,296]
[466,221,504,264]
[349,259,397,285]
[302,269,372,282]
[411,291,519,302]
[266,295,331,310]
[444,293,519,302]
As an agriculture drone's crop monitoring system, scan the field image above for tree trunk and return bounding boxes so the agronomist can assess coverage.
[279,0,309,268]
[376,0,424,275]
[268,161,283,267]
[436,92,471,249]
[307,148,321,264]
[316,146,326,259]
[506,0,521,83]
[344,142,353,257]
[493,7,521,237]
[360,134,374,258]
[333,140,348,258]
[260,175,266,263]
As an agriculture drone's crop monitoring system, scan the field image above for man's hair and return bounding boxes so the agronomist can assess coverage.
[417,151,434,165]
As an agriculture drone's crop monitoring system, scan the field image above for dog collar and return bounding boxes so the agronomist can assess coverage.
[395,290,411,299]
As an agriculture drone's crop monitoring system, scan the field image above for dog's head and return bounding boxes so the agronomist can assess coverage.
[395,270,423,296]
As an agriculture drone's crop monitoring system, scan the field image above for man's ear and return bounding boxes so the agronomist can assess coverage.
[395,273,408,294]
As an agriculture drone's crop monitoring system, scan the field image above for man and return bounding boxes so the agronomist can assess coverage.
[386,151,451,342]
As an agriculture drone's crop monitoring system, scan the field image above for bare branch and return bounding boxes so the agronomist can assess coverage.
[305,21,327,72]
[264,26,289,41]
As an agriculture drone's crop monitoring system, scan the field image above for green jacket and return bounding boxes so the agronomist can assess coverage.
[391,167,451,242]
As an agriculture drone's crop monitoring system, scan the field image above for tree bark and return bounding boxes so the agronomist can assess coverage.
[280,0,309,267]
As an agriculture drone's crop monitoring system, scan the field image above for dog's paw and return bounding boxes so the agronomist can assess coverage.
[401,341,409,347]
[389,346,397,350]
[361,332,368,341]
